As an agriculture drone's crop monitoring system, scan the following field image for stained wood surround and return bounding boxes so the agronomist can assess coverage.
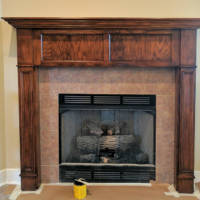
[2,18,200,193]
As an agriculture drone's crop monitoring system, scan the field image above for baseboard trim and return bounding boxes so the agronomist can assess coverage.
[0,169,20,187]
[0,169,6,186]
[195,171,200,183]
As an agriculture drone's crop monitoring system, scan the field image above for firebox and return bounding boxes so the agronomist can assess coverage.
[59,94,156,183]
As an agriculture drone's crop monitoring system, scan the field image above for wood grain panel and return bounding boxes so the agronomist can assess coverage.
[180,30,197,67]
[177,67,195,193]
[110,31,179,66]
[18,66,41,191]
[179,68,195,170]
[19,67,34,172]
[17,29,33,65]
[42,33,104,62]
[33,30,42,66]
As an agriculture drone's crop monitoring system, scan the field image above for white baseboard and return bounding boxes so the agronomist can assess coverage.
[0,169,20,187]
[0,169,7,186]
[195,171,200,183]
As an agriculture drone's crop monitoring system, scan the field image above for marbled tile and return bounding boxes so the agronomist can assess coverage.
[40,95,58,133]
[156,129,175,184]
[156,95,175,132]
[40,131,59,165]
[41,165,59,183]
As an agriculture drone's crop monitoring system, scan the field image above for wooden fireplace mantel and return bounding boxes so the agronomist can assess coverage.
[2,17,200,193]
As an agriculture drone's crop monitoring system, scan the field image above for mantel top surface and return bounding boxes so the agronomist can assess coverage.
[2,17,200,29]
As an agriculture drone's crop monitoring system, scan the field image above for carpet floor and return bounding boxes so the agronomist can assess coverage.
[0,184,16,200]
[17,184,198,200]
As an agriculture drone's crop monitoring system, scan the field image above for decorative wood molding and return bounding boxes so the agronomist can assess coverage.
[34,29,180,67]
[2,17,200,29]
[2,18,199,193]
[177,67,196,193]
[18,66,40,190]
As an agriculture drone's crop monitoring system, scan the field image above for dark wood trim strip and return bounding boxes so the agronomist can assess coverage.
[3,17,200,29]
[174,67,180,189]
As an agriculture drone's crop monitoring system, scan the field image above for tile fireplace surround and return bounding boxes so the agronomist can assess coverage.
[39,67,175,184]
[3,18,200,193]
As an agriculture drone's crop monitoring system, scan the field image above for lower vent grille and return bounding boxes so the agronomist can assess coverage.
[94,171,120,180]
[59,165,155,183]
[63,170,92,180]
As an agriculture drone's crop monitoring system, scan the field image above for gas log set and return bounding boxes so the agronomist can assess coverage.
[68,120,149,164]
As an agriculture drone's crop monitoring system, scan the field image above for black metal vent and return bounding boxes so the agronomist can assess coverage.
[121,172,152,182]
[60,94,156,106]
[93,95,120,105]
[63,95,91,104]
[59,165,155,183]
[123,96,151,105]
[94,171,121,180]
[63,170,92,180]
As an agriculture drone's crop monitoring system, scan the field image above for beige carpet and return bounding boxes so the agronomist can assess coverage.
[16,184,198,200]
[0,183,199,200]
[0,185,16,200]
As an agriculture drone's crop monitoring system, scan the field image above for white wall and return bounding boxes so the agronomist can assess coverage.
[2,0,200,18]
[0,0,6,170]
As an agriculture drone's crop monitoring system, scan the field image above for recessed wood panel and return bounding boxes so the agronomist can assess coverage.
[177,68,195,193]
[110,32,179,66]
[18,68,34,172]
[179,68,195,171]
[41,34,104,62]
[18,66,41,190]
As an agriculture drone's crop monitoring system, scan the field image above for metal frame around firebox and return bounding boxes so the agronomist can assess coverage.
[58,94,156,183]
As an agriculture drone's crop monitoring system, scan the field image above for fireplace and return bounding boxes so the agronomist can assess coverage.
[3,18,200,193]
[39,66,175,185]
[59,94,156,182]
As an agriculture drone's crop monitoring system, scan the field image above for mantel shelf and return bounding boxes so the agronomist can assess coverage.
[3,17,200,29]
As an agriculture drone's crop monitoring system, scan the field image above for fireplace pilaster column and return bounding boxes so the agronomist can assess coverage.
[18,66,41,190]
[17,29,41,190]
[176,29,197,193]
[176,67,196,193]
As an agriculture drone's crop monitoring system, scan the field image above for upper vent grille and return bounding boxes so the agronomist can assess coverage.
[63,95,91,104]
[60,94,155,106]
[123,96,151,105]
[93,95,120,105]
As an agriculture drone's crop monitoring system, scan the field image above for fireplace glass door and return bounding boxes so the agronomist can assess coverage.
[59,94,156,182]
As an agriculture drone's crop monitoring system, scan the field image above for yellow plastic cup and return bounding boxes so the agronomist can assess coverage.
[73,181,87,200]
